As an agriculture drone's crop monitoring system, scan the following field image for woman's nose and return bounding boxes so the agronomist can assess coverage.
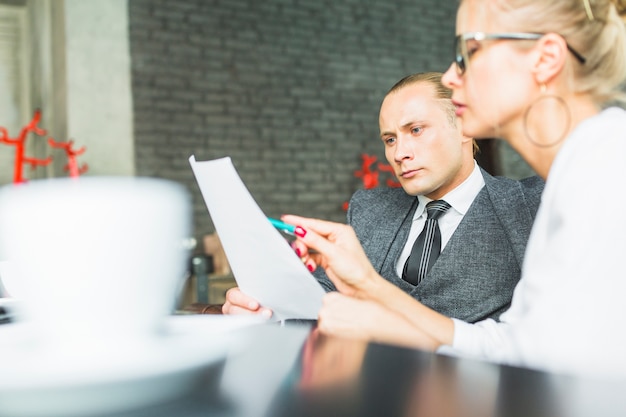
[442,62,460,89]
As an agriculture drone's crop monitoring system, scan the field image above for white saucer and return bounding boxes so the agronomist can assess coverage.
[0,260,25,298]
[0,314,267,417]
[0,297,21,307]
[0,297,23,320]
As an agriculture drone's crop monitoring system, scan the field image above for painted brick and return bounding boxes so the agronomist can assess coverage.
[128,0,458,243]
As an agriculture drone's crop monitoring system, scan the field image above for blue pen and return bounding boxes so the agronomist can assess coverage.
[268,217,296,235]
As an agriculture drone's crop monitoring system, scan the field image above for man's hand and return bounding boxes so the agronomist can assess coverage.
[222,287,273,318]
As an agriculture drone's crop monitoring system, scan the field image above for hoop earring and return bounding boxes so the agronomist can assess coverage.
[523,84,571,148]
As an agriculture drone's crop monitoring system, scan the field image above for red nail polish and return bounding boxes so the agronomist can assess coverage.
[295,226,307,238]
[295,247,301,257]
[307,263,315,272]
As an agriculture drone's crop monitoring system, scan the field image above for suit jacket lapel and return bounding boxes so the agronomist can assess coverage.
[481,169,535,266]
[376,193,417,275]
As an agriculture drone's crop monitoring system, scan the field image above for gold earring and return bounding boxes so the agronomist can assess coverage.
[523,84,571,148]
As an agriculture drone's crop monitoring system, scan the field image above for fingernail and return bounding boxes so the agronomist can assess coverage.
[261,309,272,318]
[295,247,301,257]
[307,263,315,272]
[295,226,307,238]
[248,301,258,309]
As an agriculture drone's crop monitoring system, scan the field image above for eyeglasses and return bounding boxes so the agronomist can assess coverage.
[454,32,587,75]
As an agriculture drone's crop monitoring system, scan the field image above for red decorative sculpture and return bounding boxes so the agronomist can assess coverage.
[377,163,401,188]
[48,138,88,178]
[0,110,88,182]
[354,153,380,189]
[0,109,53,184]
[342,153,402,210]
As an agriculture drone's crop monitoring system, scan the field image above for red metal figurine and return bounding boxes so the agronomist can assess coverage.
[48,138,88,178]
[0,109,53,184]
[342,153,401,210]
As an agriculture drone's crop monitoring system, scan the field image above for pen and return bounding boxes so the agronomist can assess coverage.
[268,217,296,235]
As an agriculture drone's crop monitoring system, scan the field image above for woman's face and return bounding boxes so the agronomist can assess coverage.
[442,0,537,142]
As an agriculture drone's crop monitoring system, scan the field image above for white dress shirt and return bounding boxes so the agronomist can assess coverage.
[440,107,626,378]
[395,161,485,277]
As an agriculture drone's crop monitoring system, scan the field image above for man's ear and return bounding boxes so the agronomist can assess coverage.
[455,119,473,144]
[531,33,568,85]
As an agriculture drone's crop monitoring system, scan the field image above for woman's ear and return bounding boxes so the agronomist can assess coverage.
[531,33,568,85]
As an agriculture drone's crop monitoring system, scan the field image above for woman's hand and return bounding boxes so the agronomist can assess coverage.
[282,214,455,348]
[318,292,439,350]
[282,214,382,298]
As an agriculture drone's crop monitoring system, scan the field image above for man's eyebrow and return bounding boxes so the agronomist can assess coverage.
[401,121,416,129]
[380,120,427,138]
[401,119,427,129]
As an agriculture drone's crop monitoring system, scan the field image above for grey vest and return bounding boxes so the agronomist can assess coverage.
[314,169,544,323]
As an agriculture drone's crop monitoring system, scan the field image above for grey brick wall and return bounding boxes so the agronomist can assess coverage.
[128,0,459,245]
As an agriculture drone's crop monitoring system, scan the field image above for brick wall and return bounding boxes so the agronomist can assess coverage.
[128,0,458,245]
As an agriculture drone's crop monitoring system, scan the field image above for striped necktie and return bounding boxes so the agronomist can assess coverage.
[402,200,451,286]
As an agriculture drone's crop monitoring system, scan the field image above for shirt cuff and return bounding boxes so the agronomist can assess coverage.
[435,318,465,356]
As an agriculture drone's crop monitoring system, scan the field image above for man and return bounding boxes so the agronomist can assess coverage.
[223,72,543,323]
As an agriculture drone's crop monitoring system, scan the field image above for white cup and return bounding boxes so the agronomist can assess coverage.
[0,177,192,348]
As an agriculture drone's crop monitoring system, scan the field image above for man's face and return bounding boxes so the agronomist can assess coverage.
[379,83,469,199]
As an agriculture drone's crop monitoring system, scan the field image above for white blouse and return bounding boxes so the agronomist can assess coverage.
[440,107,626,378]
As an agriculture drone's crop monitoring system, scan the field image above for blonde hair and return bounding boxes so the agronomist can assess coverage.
[487,0,626,105]
[386,72,479,154]
[387,72,457,126]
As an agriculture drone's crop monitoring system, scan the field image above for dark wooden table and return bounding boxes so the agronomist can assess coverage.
[3,318,626,417]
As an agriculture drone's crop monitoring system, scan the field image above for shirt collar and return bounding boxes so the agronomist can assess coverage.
[415,161,485,217]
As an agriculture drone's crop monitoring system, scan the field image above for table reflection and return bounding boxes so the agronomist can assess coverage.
[265,324,626,417]
[267,326,501,417]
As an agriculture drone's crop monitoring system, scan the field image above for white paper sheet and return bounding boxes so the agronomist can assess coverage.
[189,155,325,320]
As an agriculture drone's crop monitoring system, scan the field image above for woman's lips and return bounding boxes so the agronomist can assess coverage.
[452,100,466,117]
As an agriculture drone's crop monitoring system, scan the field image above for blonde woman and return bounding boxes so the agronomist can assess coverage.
[284,0,626,378]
